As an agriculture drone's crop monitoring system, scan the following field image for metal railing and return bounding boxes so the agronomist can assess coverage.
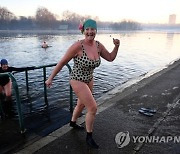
[0,63,73,133]
[0,73,25,133]
[14,63,73,112]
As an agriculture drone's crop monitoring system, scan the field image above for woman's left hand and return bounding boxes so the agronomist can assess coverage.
[113,38,120,47]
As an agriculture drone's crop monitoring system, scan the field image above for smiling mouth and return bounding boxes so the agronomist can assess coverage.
[87,34,94,36]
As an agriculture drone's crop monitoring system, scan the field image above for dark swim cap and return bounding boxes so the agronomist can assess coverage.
[1,59,8,65]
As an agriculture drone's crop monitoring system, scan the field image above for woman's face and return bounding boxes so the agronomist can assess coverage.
[1,64,8,70]
[84,27,96,40]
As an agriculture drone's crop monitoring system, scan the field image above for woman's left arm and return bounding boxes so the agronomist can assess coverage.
[7,67,25,72]
[9,66,35,72]
[99,38,120,62]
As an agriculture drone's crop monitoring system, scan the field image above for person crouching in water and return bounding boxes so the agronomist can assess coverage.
[0,59,34,117]
[45,19,120,149]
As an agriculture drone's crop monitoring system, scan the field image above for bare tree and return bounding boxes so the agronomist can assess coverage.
[0,6,16,29]
[0,6,15,20]
[62,10,98,29]
[35,7,57,29]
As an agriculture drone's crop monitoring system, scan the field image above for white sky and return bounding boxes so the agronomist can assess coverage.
[1,0,180,24]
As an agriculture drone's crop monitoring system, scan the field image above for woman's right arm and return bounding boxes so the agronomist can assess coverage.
[46,42,80,88]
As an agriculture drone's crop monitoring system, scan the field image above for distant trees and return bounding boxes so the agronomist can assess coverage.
[0,6,142,30]
[61,10,98,29]
[0,6,58,30]
[0,6,35,30]
[35,7,58,29]
[0,6,16,29]
[10,16,35,30]
[110,20,142,30]
[61,10,83,29]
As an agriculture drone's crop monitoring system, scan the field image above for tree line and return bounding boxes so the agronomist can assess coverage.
[0,6,142,30]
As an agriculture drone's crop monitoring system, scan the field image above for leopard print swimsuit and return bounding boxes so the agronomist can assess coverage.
[70,40,101,83]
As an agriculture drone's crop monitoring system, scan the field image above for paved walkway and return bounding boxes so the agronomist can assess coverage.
[15,59,180,154]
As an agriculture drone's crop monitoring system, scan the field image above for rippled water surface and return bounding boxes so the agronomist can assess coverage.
[0,30,180,115]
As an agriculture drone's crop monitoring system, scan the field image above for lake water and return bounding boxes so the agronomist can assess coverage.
[0,30,180,116]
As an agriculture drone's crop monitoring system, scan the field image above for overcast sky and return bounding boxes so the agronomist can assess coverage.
[1,0,179,23]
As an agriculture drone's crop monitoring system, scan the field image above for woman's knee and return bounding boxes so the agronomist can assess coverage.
[4,81,12,97]
[6,92,12,97]
[5,88,12,97]
[88,103,97,114]
[76,103,85,110]
[80,103,85,109]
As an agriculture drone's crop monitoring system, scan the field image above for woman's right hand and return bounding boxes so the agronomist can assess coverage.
[45,79,52,88]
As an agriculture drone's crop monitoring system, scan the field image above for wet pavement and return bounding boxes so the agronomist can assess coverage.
[0,104,72,154]
[1,59,180,154]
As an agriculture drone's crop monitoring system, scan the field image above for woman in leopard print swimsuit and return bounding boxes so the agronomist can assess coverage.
[69,40,101,83]
[46,19,120,149]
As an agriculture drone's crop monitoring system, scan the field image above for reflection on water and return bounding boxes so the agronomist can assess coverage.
[0,31,180,116]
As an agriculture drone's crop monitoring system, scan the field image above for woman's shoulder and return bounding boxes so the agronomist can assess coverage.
[70,40,82,49]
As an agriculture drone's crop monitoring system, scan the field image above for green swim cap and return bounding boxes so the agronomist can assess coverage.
[83,19,97,31]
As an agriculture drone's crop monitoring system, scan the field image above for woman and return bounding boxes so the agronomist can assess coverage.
[0,59,34,116]
[45,19,120,149]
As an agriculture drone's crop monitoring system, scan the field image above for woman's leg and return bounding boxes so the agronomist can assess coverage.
[0,86,4,99]
[70,80,99,148]
[0,86,3,93]
[1,81,13,117]
[4,80,12,98]
[70,80,97,132]
[70,98,85,129]
[85,79,96,132]
[71,80,93,122]
[71,98,85,122]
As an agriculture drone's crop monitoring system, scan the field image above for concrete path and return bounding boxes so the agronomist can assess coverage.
[15,59,180,154]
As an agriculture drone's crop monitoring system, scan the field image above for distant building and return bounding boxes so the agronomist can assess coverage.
[169,14,176,24]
